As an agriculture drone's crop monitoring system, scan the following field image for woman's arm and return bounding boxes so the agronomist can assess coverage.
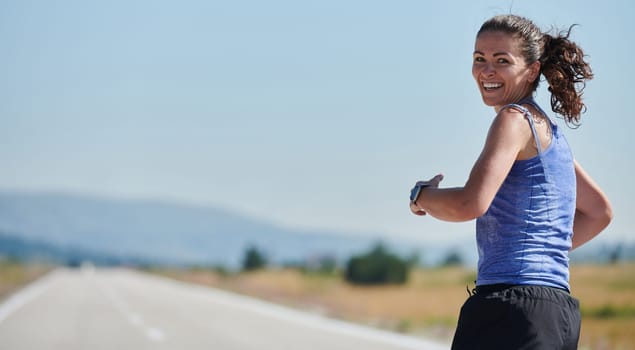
[412,108,530,222]
[571,160,613,250]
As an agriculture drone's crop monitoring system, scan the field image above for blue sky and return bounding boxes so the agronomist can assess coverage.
[1,0,633,246]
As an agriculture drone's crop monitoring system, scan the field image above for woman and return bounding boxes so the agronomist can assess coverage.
[409,15,612,349]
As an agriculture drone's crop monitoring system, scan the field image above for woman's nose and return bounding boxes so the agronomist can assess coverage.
[482,63,495,76]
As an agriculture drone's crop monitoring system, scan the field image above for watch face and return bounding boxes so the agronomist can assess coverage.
[410,185,421,201]
[410,181,430,201]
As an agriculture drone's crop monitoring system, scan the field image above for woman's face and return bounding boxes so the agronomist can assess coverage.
[472,31,539,111]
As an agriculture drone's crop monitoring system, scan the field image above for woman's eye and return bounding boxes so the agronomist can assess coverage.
[497,58,509,64]
[474,57,485,63]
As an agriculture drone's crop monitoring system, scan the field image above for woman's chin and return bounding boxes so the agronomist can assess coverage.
[480,96,499,107]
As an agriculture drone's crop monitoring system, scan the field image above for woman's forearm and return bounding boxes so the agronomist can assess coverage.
[415,187,484,222]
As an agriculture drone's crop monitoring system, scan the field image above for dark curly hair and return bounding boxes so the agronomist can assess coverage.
[477,15,593,125]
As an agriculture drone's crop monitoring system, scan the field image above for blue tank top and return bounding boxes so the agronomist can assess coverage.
[476,98,576,291]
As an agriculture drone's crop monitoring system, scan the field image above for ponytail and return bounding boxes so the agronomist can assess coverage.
[540,26,593,125]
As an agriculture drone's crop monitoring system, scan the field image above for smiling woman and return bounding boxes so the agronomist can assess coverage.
[472,31,540,112]
[408,14,612,350]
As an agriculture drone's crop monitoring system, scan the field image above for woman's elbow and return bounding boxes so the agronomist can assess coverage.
[585,199,613,231]
[458,186,492,220]
[594,194,614,227]
[460,200,489,221]
[600,201,614,228]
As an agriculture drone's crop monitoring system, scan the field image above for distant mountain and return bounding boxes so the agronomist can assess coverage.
[0,233,145,267]
[0,191,392,268]
[1,191,629,269]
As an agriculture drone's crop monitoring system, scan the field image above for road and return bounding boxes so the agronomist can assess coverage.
[0,267,448,349]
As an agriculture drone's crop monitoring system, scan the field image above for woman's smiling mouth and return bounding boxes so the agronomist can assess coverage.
[483,82,503,91]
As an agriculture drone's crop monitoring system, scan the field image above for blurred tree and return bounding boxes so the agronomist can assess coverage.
[345,243,409,285]
[608,244,621,265]
[440,250,464,267]
[242,245,267,271]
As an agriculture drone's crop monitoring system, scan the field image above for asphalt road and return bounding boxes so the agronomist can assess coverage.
[0,267,448,350]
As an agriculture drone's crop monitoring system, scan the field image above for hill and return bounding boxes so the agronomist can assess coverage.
[0,191,396,268]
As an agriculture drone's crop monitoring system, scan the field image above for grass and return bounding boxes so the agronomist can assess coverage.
[570,264,635,350]
[0,259,52,301]
[156,263,635,349]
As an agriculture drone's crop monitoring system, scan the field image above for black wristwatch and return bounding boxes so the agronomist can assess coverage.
[410,181,430,203]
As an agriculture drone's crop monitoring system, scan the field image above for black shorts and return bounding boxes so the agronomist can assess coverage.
[451,284,581,350]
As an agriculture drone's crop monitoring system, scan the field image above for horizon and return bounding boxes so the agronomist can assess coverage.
[0,189,632,269]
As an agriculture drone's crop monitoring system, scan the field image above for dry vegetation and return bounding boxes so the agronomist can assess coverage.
[0,260,52,301]
[570,264,635,350]
[156,263,635,349]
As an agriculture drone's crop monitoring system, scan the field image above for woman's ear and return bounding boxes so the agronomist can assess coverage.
[528,61,541,83]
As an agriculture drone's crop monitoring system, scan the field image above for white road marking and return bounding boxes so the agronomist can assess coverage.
[1,268,449,349]
[96,272,167,343]
[0,270,55,324]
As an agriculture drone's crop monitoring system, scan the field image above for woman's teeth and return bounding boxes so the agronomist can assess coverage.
[483,82,502,90]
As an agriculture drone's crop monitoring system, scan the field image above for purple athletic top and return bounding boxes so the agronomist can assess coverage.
[476,98,576,291]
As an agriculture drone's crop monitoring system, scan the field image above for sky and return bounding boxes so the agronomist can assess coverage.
[1,0,633,247]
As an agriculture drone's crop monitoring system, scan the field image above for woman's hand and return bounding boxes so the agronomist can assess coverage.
[410,174,444,216]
